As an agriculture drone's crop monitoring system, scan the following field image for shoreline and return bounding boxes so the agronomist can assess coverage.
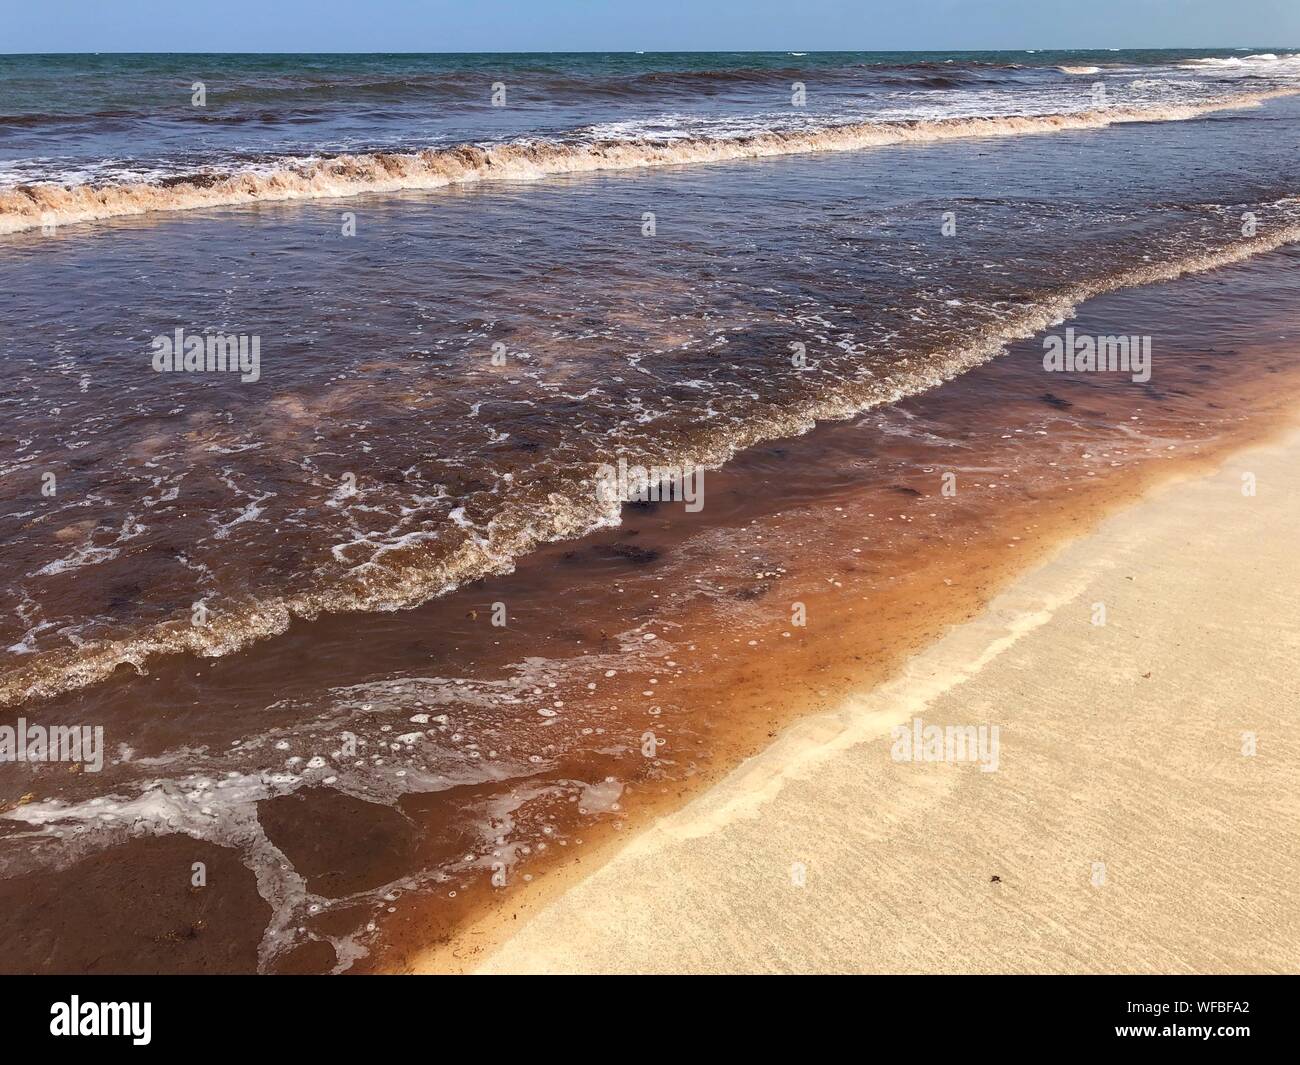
[436,418,1300,974]
[382,245,1300,975]
[4,247,1296,974]
[378,248,1300,975]
[6,185,1300,976]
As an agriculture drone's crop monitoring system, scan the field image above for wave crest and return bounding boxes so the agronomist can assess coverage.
[4,90,1295,235]
[3,209,1299,708]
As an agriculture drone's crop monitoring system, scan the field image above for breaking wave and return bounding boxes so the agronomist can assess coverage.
[3,89,1295,235]
[3,208,1299,708]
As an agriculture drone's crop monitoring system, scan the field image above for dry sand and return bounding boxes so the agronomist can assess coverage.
[467,427,1300,974]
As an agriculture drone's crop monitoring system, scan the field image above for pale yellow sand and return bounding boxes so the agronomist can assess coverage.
[472,429,1300,974]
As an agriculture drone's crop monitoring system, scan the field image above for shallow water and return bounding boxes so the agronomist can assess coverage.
[2,49,1300,973]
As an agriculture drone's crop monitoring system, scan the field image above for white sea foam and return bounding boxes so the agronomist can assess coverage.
[3,203,1300,709]
[4,90,1295,236]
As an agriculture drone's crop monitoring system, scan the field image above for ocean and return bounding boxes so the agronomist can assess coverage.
[2,48,1299,972]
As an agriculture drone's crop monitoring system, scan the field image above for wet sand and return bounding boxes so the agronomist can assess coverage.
[7,56,1300,978]
[455,422,1300,974]
[392,253,1300,975]
[5,246,1300,974]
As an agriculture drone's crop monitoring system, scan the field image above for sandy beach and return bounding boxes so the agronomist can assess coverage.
[6,42,1300,982]
[10,6,1300,1052]
[455,424,1300,974]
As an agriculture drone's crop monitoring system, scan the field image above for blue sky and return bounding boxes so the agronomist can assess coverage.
[5,0,1299,54]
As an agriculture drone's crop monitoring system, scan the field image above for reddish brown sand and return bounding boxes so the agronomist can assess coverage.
[463,423,1300,974]
[3,250,1299,974]
[388,255,1300,974]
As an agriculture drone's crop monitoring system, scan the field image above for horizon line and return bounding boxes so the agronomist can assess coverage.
[2,44,1294,58]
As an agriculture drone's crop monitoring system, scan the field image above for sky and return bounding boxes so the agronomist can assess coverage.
[4,0,1299,54]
